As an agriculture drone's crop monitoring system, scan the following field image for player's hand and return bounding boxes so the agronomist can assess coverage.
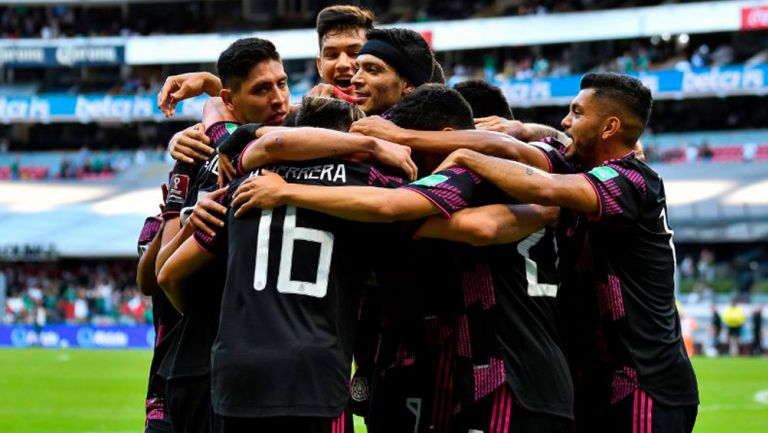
[350,116,404,143]
[372,138,418,181]
[307,84,336,98]
[157,72,220,118]
[217,152,237,189]
[432,149,478,173]
[232,170,287,217]
[188,188,228,237]
[475,117,528,139]
[169,123,213,164]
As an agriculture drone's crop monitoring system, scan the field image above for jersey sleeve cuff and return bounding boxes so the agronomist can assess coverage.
[580,173,604,222]
[400,187,452,218]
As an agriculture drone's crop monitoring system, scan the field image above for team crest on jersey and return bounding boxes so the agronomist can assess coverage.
[410,174,448,188]
[350,376,369,402]
[225,122,239,134]
[589,166,619,182]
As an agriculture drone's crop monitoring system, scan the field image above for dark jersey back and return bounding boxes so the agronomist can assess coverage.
[159,121,234,380]
[536,140,698,407]
[200,159,401,418]
[404,168,573,419]
[137,215,182,398]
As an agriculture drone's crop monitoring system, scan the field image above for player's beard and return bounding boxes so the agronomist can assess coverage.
[566,130,600,165]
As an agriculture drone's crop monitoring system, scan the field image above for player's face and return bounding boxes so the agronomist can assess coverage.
[317,28,366,94]
[227,59,290,126]
[352,54,412,115]
[561,89,602,163]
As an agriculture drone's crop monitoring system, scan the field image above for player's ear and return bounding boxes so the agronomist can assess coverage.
[316,56,322,76]
[602,116,621,140]
[441,127,454,132]
[220,89,236,113]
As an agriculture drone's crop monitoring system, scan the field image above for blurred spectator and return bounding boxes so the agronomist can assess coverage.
[698,141,714,161]
[710,304,722,355]
[698,249,715,283]
[686,282,713,305]
[1,261,152,325]
[753,305,764,355]
[723,299,746,356]
[680,255,695,279]
[743,142,757,162]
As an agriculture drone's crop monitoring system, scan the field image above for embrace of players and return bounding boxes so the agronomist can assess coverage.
[135,5,698,433]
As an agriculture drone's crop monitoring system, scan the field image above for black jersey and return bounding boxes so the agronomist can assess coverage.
[137,216,182,400]
[158,121,235,380]
[536,140,698,407]
[404,167,574,419]
[196,159,403,418]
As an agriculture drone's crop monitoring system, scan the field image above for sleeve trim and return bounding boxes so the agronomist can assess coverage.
[193,234,218,256]
[400,186,452,219]
[580,173,604,222]
[533,145,554,173]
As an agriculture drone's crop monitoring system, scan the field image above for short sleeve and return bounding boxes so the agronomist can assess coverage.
[137,215,162,256]
[206,121,240,148]
[192,193,229,256]
[582,162,648,223]
[401,167,482,217]
[530,137,577,175]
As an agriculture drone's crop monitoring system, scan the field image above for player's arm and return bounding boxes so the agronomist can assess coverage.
[415,204,559,246]
[238,128,417,180]
[231,171,436,222]
[157,236,216,313]
[434,149,598,213]
[137,219,164,296]
[350,116,551,170]
[158,72,222,117]
[474,117,572,145]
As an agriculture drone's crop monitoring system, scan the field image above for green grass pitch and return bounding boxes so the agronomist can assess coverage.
[0,349,765,433]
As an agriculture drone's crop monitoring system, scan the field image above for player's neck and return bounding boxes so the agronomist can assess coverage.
[586,142,632,169]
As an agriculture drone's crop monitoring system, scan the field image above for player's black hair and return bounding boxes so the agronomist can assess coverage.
[386,84,475,131]
[295,96,365,132]
[580,72,653,143]
[429,59,446,84]
[364,28,434,86]
[217,38,281,91]
[316,5,375,48]
[453,79,514,120]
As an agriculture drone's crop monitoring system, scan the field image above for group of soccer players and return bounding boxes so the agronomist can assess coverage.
[135,5,699,433]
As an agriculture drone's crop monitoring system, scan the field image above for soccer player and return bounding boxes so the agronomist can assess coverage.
[136,191,181,433]
[158,100,410,433]
[453,79,514,120]
[152,37,290,433]
[434,72,699,433]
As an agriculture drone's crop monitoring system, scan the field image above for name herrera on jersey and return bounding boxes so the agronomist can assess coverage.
[254,163,348,183]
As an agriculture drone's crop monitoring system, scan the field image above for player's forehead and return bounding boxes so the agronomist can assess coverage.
[320,28,366,51]
[570,89,596,111]
[244,60,287,86]
[356,54,394,72]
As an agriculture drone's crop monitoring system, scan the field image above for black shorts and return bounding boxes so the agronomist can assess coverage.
[602,388,697,433]
[166,375,212,433]
[144,397,173,433]
[367,344,453,433]
[212,410,351,433]
[452,384,570,433]
[728,326,742,337]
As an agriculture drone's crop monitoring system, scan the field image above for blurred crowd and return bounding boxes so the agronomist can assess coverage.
[1,261,151,326]
[1,1,693,39]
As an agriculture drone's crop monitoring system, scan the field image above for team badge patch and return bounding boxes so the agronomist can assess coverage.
[225,122,239,134]
[167,174,190,205]
[410,174,449,188]
[350,376,370,402]
[589,166,619,182]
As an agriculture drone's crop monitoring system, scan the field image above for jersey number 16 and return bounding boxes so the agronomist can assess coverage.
[253,206,334,298]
